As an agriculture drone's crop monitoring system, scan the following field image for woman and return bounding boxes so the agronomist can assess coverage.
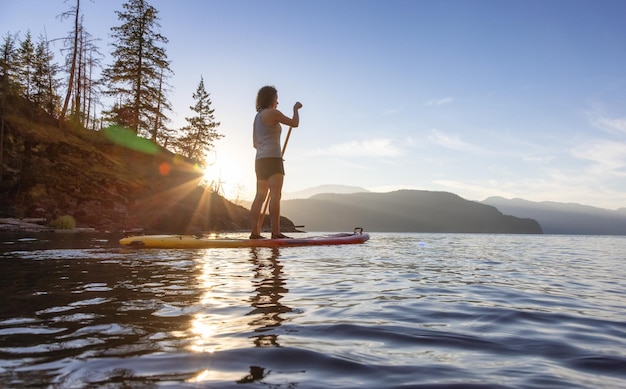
[249,86,302,239]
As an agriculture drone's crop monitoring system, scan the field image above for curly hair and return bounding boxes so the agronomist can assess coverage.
[256,85,277,112]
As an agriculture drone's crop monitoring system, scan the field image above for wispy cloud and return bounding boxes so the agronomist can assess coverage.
[587,108,626,135]
[309,139,402,158]
[594,116,626,135]
[571,139,626,176]
[522,154,557,163]
[427,129,483,153]
[425,97,454,106]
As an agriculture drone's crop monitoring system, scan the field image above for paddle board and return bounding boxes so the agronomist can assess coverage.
[119,228,369,249]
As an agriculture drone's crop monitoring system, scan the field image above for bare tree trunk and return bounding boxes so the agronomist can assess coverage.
[60,0,80,123]
[152,69,164,142]
[74,24,83,124]
[85,52,93,129]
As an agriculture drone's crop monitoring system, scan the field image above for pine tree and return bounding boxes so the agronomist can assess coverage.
[172,76,223,164]
[101,0,172,140]
[152,67,175,144]
[0,32,19,99]
[0,33,18,182]
[17,31,35,100]
[32,34,60,116]
[1,32,20,175]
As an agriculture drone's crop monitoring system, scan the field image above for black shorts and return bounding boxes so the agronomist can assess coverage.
[255,157,285,180]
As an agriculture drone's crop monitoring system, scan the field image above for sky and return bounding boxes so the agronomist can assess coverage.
[2,0,626,210]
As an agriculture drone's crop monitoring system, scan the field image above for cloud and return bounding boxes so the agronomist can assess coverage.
[588,111,626,135]
[309,138,402,158]
[427,129,483,153]
[425,97,454,106]
[571,139,626,175]
[522,155,556,163]
[596,117,626,134]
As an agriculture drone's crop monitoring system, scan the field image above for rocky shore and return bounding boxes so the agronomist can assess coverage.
[0,218,53,232]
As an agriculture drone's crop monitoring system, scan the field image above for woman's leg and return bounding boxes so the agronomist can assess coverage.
[250,179,269,236]
[267,173,284,236]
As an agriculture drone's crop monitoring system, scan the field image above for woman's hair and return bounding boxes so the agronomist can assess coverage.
[256,85,277,112]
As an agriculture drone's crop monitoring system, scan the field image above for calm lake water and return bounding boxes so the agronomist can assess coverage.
[0,232,625,388]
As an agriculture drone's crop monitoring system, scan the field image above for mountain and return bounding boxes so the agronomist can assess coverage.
[281,190,542,233]
[482,197,626,235]
[284,184,370,199]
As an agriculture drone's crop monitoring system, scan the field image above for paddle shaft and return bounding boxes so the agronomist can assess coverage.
[258,127,292,231]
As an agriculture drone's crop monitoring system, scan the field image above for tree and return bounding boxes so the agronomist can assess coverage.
[101,0,172,140]
[172,76,223,163]
[77,26,102,129]
[151,67,174,144]
[80,31,104,130]
[32,34,60,116]
[58,0,80,122]
[0,32,20,184]
[0,32,19,92]
[17,30,35,100]
[65,19,102,127]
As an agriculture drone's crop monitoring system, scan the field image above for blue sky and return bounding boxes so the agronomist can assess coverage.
[3,0,626,209]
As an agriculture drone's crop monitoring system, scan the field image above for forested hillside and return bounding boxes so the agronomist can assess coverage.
[0,0,261,233]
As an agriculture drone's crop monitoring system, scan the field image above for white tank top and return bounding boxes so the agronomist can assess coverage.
[253,110,282,159]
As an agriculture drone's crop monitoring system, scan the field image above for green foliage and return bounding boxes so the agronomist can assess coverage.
[101,0,172,141]
[1,32,20,97]
[17,30,35,100]
[32,35,60,116]
[171,76,223,164]
[1,31,60,117]
[2,1,227,169]
[50,215,76,230]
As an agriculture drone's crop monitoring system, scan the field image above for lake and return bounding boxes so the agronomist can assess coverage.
[1,232,625,388]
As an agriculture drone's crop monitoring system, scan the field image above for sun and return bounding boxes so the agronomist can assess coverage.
[200,152,251,201]
[201,157,222,189]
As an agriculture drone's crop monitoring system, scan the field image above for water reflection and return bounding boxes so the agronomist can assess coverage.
[187,247,292,352]
[236,365,268,384]
[247,247,292,347]
[187,247,292,384]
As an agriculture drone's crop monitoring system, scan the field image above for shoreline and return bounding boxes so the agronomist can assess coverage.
[0,218,53,232]
[0,218,100,233]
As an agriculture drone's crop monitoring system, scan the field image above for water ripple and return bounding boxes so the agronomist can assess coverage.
[0,233,625,388]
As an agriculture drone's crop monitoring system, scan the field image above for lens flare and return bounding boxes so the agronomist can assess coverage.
[102,125,160,155]
[158,162,172,176]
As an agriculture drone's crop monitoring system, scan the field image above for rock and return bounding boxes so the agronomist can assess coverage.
[0,218,53,232]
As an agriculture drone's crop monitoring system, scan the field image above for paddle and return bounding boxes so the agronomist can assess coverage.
[257,126,292,232]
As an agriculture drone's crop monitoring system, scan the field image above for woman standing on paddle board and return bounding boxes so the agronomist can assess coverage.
[249,86,302,239]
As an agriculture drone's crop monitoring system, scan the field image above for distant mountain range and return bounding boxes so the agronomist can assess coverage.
[281,190,542,234]
[481,197,626,235]
[279,187,626,235]
[284,185,369,200]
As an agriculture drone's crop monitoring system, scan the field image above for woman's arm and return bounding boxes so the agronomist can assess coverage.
[265,102,302,127]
